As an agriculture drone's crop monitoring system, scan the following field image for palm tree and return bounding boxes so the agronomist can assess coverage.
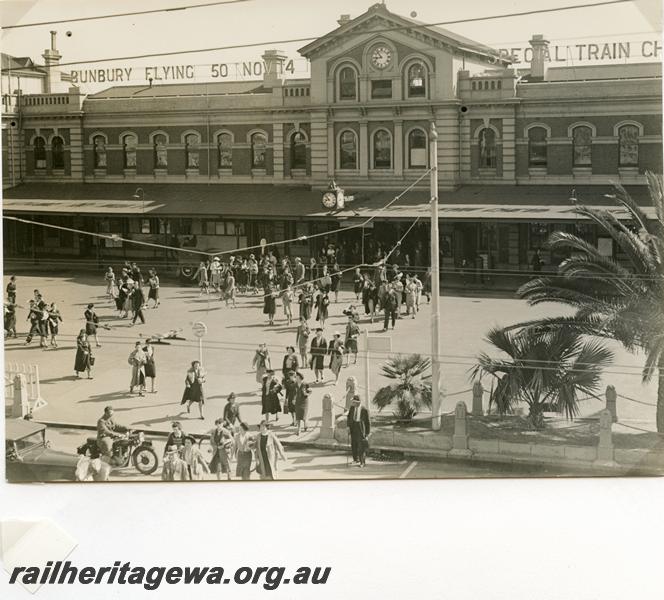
[516,173,664,431]
[471,326,613,429]
[373,354,432,423]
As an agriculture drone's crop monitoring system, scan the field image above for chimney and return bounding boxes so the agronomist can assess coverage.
[42,30,62,93]
[337,14,351,26]
[262,49,287,88]
[528,34,550,81]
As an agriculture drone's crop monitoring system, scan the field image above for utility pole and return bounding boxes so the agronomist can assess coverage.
[430,121,442,431]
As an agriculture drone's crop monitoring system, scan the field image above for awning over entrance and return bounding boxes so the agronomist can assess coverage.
[3,182,653,221]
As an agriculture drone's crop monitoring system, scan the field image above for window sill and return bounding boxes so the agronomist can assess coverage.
[618,167,639,177]
[153,169,168,177]
[290,168,307,178]
[572,167,592,177]
[478,168,498,177]
[217,168,233,177]
[185,169,200,177]
[528,167,548,177]
[123,169,137,177]
[93,169,107,176]
[251,168,267,176]
[336,168,359,173]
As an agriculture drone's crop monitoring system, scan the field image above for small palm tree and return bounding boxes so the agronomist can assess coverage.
[516,173,664,431]
[471,326,613,429]
[373,354,432,423]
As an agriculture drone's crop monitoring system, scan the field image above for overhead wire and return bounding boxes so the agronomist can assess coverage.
[0,0,255,30]
[0,0,633,71]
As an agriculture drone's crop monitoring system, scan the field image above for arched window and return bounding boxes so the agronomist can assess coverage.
[339,66,357,100]
[373,129,392,169]
[572,126,592,167]
[51,136,64,169]
[528,127,547,167]
[478,128,496,168]
[93,135,107,168]
[618,124,639,167]
[122,134,137,168]
[218,133,232,168]
[290,131,307,170]
[34,136,46,169]
[153,134,168,169]
[338,130,357,169]
[184,133,200,169]
[407,63,426,98]
[251,132,267,168]
[408,129,427,168]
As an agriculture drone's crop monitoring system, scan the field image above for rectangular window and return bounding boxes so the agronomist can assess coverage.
[371,79,392,99]
[529,223,550,250]
[205,221,217,235]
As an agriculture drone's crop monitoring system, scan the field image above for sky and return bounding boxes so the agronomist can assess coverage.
[0,0,661,94]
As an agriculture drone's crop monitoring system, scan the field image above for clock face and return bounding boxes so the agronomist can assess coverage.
[371,45,392,69]
[322,192,337,209]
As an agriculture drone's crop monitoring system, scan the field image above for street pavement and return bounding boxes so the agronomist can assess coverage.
[4,273,658,448]
[46,427,595,481]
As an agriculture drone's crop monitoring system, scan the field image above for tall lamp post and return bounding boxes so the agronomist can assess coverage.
[430,122,442,431]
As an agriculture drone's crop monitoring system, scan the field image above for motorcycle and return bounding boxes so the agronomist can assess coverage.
[77,430,159,476]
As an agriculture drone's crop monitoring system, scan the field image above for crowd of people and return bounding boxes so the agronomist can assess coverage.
[4,239,433,480]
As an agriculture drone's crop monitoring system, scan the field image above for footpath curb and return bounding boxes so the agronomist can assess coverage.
[37,420,663,475]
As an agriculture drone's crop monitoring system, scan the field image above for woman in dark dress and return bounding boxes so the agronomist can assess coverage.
[294,372,312,436]
[84,303,101,348]
[261,371,282,422]
[143,339,157,393]
[263,285,277,325]
[315,290,330,328]
[47,302,63,348]
[298,286,313,321]
[330,263,342,303]
[74,329,93,379]
[181,360,206,419]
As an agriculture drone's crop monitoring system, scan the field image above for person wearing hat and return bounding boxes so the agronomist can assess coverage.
[129,281,146,326]
[128,341,147,396]
[208,418,233,480]
[164,421,187,456]
[74,329,94,379]
[222,393,242,428]
[309,327,328,383]
[84,303,101,348]
[315,287,330,328]
[294,373,312,435]
[347,395,370,467]
[328,332,345,384]
[294,257,305,285]
[147,269,160,309]
[182,435,209,480]
[247,254,259,294]
[161,444,190,481]
[295,317,310,368]
[234,422,254,480]
[255,421,287,480]
[252,343,271,388]
[344,314,361,366]
[181,360,206,419]
[261,370,282,422]
[210,256,222,292]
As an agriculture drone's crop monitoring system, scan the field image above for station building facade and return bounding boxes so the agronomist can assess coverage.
[2,2,662,278]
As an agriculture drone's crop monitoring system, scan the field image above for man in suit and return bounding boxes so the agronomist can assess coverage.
[294,257,305,285]
[347,395,370,467]
[130,284,146,325]
[309,327,328,383]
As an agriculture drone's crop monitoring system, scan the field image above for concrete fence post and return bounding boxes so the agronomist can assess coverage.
[605,385,618,423]
[320,394,335,440]
[471,380,484,416]
[595,409,615,466]
[11,374,30,418]
[450,401,472,457]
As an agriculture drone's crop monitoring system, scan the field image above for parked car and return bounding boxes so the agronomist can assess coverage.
[5,419,80,482]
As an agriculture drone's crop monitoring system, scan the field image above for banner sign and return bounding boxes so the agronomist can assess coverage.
[70,58,309,85]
